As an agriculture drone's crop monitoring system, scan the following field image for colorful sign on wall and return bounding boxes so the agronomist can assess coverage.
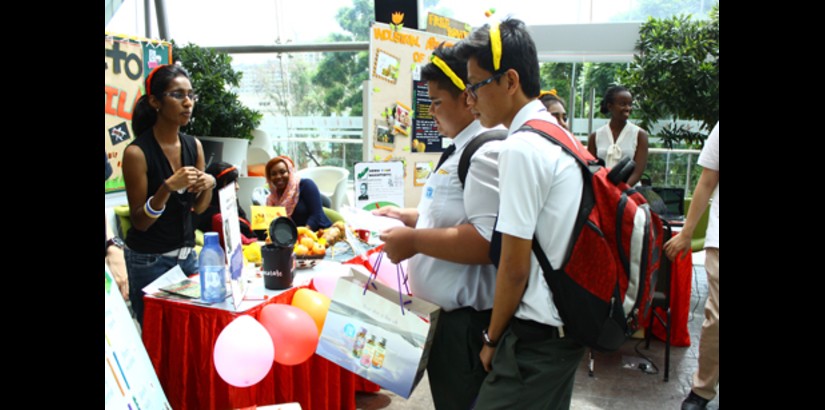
[366,23,454,207]
[105,33,172,193]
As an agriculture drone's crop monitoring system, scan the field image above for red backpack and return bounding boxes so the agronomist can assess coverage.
[461,120,665,352]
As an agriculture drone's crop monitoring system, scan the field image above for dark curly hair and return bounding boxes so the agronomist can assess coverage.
[599,86,630,115]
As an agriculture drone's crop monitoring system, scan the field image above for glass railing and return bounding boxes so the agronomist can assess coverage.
[263,116,703,195]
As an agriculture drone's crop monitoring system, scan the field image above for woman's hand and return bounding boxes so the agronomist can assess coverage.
[106,247,129,300]
[189,170,216,194]
[165,166,200,192]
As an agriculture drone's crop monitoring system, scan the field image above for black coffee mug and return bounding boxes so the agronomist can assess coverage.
[261,244,294,290]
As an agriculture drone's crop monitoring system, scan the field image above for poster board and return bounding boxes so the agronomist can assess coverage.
[105,33,172,193]
[218,184,246,309]
[105,265,171,409]
[366,23,456,207]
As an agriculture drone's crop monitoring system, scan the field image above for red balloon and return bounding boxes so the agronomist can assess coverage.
[259,304,319,366]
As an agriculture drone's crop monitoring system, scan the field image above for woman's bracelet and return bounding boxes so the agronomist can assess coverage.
[144,196,165,219]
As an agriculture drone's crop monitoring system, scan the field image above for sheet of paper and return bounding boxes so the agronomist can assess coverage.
[142,265,188,295]
[338,205,405,233]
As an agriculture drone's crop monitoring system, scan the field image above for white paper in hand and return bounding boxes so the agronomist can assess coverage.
[338,205,405,233]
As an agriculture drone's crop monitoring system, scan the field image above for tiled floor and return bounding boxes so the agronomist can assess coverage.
[355,251,718,409]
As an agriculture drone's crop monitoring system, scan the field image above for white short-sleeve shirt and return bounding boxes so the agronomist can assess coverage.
[495,100,583,327]
[698,121,719,249]
[409,120,503,311]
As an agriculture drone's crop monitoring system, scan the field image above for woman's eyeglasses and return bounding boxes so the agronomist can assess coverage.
[466,72,504,99]
[163,91,199,102]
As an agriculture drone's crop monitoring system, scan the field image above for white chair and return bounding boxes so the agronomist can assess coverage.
[247,147,271,167]
[298,166,350,212]
[237,176,268,219]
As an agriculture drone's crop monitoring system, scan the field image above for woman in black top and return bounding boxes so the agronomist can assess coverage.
[122,64,216,326]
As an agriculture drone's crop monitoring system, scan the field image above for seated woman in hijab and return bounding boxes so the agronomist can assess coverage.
[196,161,257,247]
[265,155,332,231]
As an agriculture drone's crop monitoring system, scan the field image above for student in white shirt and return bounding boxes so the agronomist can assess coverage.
[375,43,502,410]
[455,18,586,409]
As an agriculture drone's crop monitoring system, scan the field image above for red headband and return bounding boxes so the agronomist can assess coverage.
[216,166,237,180]
[145,64,168,96]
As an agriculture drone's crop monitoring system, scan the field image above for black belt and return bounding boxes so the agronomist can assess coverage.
[510,317,565,342]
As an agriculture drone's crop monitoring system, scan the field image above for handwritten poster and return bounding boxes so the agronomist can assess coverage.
[105,34,172,193]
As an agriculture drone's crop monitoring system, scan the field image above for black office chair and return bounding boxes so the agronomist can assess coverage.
[645,220,673,382]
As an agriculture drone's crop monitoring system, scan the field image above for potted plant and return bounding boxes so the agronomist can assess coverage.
[173,42,262,141]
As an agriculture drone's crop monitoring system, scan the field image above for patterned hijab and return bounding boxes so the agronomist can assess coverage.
[266,155,300,216]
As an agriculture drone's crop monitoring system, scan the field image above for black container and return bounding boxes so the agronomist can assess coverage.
[262,217,297,290]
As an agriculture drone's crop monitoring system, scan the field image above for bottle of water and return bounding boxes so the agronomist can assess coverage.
[199,232,227,303]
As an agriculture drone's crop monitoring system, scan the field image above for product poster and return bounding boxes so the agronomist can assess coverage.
[218,184,246,309]
[354,162,405,211]
[105,33,172,193]
[105,265,171,409]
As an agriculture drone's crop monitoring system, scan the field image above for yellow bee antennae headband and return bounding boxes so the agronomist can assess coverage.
[539,89,558,98]
[430,54,466,91]
[489,22,502,71]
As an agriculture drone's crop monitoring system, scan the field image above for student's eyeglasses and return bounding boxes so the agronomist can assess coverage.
[466,72,504,100]
[163,91,199,102]
[551,112,568,122]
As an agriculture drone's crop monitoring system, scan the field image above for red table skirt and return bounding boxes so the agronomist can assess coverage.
[142,287,380,410]
[647,250,693,347]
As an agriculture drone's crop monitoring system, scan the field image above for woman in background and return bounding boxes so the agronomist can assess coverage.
[265,155,332,230]
[539,90,569,130]
[122,64,215,325]
[587,86,649,186]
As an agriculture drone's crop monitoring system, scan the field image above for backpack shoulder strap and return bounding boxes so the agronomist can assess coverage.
[457,129,508,189]
[519,119,596,167]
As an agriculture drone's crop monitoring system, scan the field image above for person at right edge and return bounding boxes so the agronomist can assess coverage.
[665,121,719,410]
[455,18,585,409]
[375,42,502,410]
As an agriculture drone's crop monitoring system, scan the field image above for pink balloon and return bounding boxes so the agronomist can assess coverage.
[259,304,319,366]
[368,252,408,292]
[213,315,274,387]
[312,275,342,299]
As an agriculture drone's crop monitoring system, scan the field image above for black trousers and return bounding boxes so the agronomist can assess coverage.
[427,307,492,410]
